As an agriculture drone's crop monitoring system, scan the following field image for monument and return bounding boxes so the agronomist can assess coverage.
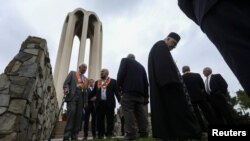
[53,8,103,109]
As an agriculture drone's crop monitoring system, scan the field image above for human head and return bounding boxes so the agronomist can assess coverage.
[182,65,190,73]
[203,67,212,77]
[88,79,95,87]
[78,63,87,74]
[164,32,181,50]
[127,53,135,60]
[100,68,109,79]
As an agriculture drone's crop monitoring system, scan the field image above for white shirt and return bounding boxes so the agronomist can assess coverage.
[101,80,107,100]
[205,74,212,94]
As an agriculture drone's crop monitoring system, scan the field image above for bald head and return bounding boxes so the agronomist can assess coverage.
[182,65,190,73]
[78,63,87,74]
[100,68,109,79]
[127,53,135,60]
[203,67,212,77]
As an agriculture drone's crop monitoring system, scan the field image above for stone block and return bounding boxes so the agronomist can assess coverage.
[11,61,22,73]
[14,51,33,63]
[16,130,28,141]
[0,94,10,106]
[14,116,28,132]
[23,79,35,102]
[27,43,36,49]
[8,99,27,114]
[9,76,29,86]
[24,104,30,118]
[0,107,7,115]
[0,74,10,93]
[18,63,38,78]
[0,113,16,133]
[0,132,17,141]
[4,59,16,74]
[10,84,25,98]
[23,49,39,56]
[23,56,37,65]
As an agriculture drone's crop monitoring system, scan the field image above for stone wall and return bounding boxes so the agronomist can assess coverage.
[0,36,59,141]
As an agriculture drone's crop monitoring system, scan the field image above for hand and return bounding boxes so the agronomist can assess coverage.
[90,96,96,101]
[64,89,69,95]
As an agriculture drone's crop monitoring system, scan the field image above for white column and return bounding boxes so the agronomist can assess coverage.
[77,15,89,67]
[89,21,102,80]
[54,19,68,88]
[55,13,77,111]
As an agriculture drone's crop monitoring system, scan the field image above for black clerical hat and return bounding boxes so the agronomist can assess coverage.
[168,32,181,43]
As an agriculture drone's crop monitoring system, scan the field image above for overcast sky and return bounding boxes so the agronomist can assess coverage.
[0,0,243,97]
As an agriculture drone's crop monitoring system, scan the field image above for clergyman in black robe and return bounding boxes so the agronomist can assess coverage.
[148,32,202,140]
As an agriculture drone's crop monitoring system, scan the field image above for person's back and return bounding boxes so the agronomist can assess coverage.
[117,54,149,140]
[118,58,148,97]
[182,72,206,101]
[182,66,219,130]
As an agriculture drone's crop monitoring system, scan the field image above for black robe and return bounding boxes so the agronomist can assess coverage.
[148,40,201,140]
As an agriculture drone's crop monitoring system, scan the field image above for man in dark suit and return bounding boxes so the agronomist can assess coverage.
[178,1,250,97]
[203,67,235,124]
[182,66,218,131]
[117,54,149,140]
[92,68,121,139]
[83,79,96,140]
[63,63,88,141]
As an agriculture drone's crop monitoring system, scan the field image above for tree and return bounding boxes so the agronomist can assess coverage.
[236,90,250,110]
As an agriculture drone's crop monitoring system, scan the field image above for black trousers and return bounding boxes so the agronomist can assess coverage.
[202,1,250,96]
[192,100,219,131]
[208,94,235,124]
[96,101,115,137]
[120,116,125,136]
[83,101,96,137]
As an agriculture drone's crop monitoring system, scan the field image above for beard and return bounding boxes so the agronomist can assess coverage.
[101,75,106,79]
[168,45,175,51]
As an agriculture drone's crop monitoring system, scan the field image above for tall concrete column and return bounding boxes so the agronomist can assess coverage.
[89,21,102,80]
[54,8,103,114]
[77,15,89,67]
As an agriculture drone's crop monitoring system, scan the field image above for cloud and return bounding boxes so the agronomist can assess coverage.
[0,0,243,97]
[0,2,37,73]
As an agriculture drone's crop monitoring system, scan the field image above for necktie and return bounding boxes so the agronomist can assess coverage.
[205,78,210,94]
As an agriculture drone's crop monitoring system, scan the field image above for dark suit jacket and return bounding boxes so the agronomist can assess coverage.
[92,78,121,109]
[63,71,86,102]
[182,72,207,101]
[117,58,149,98]
[178,0,218,26]
[209,74,228,97]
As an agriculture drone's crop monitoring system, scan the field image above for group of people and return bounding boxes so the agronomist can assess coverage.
[61,1,250,139]
[61,32,238,141]
[62,52,150,141]
[62,65,121,141]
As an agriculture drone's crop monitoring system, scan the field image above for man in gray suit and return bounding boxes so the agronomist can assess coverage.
[63,63,88,141]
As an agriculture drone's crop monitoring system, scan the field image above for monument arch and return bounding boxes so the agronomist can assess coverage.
[54,8,102,109]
